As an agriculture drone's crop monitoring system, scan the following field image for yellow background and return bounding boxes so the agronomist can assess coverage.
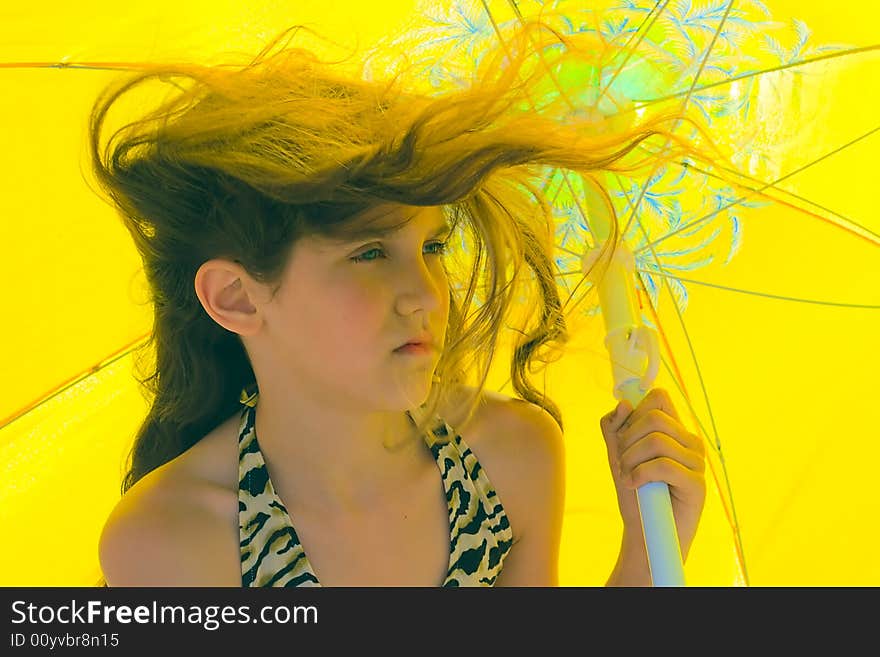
[1,1,878,586]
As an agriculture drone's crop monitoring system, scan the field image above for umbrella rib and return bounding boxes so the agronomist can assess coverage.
[665,159,880,246]
[9,41,872,78]
[657,351,751,586]
[557,245,582,259]
[633,125,880,255]
[636,269,880,309]
[627,45,880,110]
[0,61,163,71]
[595,0,673,108]
[0,334,151,431]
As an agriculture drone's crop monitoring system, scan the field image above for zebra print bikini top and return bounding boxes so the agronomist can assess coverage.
[237,384,514,587]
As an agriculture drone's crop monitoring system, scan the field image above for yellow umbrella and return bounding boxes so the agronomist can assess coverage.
[1,0,877,587]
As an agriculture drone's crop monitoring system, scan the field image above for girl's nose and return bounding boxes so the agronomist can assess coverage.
[396,256,445,314]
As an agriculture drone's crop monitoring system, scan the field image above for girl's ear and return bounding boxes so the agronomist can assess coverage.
[194,259,264,336]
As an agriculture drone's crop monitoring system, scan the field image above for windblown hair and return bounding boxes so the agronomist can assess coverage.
[88,19,726,584]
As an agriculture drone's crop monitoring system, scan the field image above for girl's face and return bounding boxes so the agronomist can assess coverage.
[261,204,451,411]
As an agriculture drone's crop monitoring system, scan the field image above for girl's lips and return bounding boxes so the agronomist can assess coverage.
[393,343,433,355]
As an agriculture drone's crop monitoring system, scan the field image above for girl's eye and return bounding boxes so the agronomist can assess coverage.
[351,241,449,263]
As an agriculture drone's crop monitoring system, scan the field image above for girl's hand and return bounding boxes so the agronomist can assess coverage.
[600,387,706,580]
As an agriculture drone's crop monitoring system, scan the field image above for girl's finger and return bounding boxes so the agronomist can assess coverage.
[617,410,703,456]
[619,432,704,476]
[601,401,630,433]
[624,456,706,493]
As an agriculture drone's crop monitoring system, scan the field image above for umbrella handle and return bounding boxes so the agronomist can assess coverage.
[619,327,686,585]
[584,243,687,586]
[619,378,687,587]
[637,482,686,587]
[627,328,686,586]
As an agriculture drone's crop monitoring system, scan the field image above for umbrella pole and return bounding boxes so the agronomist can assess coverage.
[582,189,686,587]
[588,244,686,586]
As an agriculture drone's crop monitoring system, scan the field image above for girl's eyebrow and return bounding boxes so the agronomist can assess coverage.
[426,220,453,238]
[338,218,452,244]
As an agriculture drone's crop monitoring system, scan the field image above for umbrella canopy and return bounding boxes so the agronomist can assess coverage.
[1,0,878,586]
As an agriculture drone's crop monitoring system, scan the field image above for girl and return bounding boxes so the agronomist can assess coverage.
[91,21,710,587]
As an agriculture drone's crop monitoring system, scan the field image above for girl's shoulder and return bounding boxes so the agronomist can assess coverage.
[97,416,243,586]
[445,386,566,586]
[443,387,566,558]
[446,385,564,471]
